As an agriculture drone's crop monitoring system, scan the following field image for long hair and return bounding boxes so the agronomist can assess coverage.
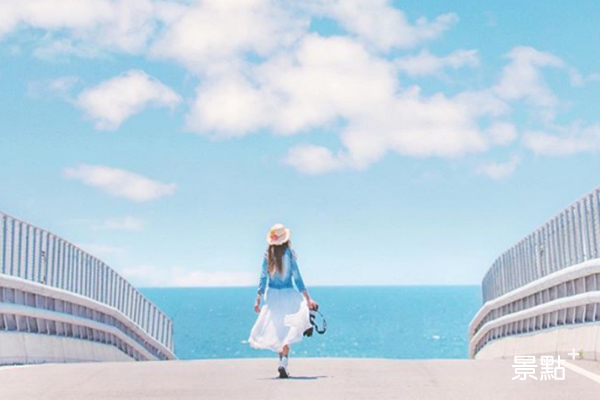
[268,241,289,276]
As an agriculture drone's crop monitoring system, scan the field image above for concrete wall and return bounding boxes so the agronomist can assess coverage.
[476,323,600,361]
[0,332,133,364]
[0,273,175,365]
[470,259,600,358]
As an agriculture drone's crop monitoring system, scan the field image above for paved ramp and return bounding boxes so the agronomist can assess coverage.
[1,358,599,400]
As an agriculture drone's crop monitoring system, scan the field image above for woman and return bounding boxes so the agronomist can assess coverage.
[248,223,318,378]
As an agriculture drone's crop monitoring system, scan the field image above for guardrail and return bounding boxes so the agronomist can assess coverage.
[482,187,600,303]
[0,211,174,358]
[470,258,600,357]
[472,186,600,359]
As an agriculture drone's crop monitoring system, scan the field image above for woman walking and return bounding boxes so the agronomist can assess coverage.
[248,223,318,378]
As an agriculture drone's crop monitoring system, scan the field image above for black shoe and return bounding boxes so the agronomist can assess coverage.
[278,366,289,379]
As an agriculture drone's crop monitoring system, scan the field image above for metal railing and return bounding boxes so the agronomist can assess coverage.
[482,187,600,302]
[470,259,600,357]
[0,211,174,354]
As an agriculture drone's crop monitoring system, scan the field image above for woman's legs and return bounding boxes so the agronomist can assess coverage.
[278,344,290,359]
[278,345,290,378]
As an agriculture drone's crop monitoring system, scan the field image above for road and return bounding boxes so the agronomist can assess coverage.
[0,358,599,399]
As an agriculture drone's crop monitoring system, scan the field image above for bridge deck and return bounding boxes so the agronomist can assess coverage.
[0,358,599,400]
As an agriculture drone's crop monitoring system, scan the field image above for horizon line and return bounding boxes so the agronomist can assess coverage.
[138,283,481,289]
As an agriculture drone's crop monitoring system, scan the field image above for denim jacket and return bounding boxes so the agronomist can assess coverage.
[257,248,306,294]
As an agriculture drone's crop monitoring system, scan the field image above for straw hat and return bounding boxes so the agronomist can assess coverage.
[266,223,291,246]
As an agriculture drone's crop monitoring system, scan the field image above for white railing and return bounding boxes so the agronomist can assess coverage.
[472,185,600,358]
[0,211,174,359]
[482,187,600,302]
[470,258,600,357]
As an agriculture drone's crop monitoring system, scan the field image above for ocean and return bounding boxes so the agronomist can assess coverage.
[142,286,481,360]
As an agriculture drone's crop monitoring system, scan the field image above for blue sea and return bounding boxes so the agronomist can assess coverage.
[142,286,481,360]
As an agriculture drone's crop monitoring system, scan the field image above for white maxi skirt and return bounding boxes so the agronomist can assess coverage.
[248,288,312,353]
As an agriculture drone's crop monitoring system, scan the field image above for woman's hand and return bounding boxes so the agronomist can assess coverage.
[254,296,261,313]
[301,290,318,310]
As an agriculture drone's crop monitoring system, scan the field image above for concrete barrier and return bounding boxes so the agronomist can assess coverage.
[472,185,600,360]
[0,210,176,364]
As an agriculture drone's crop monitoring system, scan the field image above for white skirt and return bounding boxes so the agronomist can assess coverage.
[248,288,312,353]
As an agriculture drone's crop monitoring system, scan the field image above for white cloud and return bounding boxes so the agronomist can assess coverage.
[259,35,397,135]
[292,43,600,170]
[476,156,520,180]
[27,76,81,100]
[5,1,496,175]
[0,0,157,53]
[285,145,346,174]
[76,70,181,130]
[454,90,510,118]
[170,269,256,287]
[0,0,459,61]
[48,76,80,95]
[93,0,157,53]
[0,0,110,37]
[307,0,457,52]
[186,74,273,137]
[7,1,598,174]
[120,265,256,287]
[395,49,479,77]
[284,90,490,174]
[32,37,101,60]
[523,123,600,156]
[190,35,490,173]
[187,35,397,137]
[150,0,306,74]
[337,91,489,164]
[568,67,600,87]
[64,164,177,202]
[486,122,517,146]
[494,46,564,112]
[92,216,145,231]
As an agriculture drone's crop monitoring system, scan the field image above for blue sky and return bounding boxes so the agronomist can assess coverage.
[1,0,600,287]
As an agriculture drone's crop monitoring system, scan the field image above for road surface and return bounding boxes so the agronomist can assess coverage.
[1,358,599,399]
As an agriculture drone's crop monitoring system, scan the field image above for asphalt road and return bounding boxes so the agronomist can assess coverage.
[0,358,598,400]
